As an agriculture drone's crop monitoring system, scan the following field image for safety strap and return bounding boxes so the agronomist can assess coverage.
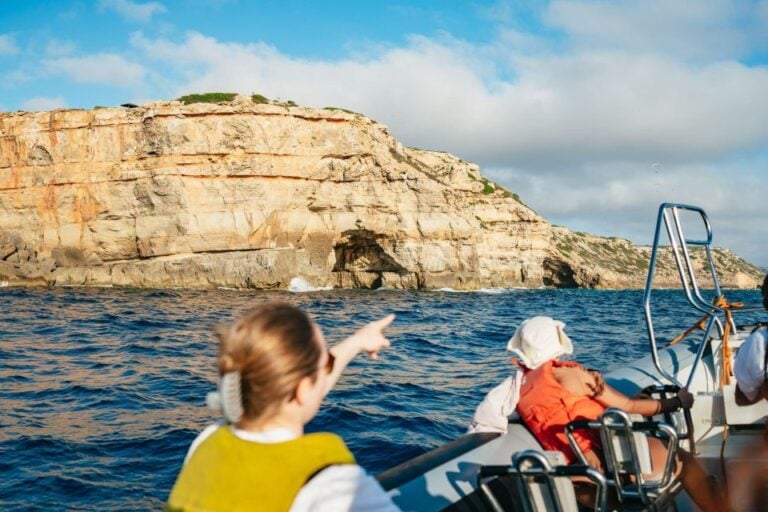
[668,315,708,346]
[667,295,742,386]
[713,295,743,386]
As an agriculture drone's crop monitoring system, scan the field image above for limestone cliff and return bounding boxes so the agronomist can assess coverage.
[0,96,762,290]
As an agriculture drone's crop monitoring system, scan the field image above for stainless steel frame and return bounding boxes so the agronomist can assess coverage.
[642,203,762,389]
[477,450,608,512]
[565,408,678,508]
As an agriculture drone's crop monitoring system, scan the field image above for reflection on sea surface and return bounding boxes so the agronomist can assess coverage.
[0,286,763,511]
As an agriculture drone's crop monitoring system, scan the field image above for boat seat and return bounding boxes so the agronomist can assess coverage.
[566,408,679,509]
[476,450,608,512]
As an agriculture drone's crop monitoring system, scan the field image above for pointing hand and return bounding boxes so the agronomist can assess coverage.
[347,314,395,359]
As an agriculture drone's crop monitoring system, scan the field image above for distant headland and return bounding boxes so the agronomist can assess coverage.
[0,94,762,290]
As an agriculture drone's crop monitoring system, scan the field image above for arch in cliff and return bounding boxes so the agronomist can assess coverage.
[332,229,411,289]
[542,257,579,288]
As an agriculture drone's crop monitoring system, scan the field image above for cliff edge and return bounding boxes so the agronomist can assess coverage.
[0,96,762,290]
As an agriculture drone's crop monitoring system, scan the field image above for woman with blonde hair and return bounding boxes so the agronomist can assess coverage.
[167,302,400,511]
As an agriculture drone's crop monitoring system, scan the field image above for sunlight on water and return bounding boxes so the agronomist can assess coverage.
[0,286,763,510]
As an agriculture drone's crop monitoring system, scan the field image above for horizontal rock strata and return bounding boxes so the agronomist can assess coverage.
[0,97,762,290]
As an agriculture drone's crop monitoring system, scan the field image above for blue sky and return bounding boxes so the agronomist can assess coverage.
[2,0,768,267]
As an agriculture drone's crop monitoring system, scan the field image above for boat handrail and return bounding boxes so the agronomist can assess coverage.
[642,203,756,389]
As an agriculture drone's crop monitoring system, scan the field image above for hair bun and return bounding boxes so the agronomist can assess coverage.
[219,354,236,373]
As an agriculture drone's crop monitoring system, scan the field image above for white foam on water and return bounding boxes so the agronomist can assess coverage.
[437,287,516,294]
[477,287,509,294]
[288,277,333,293]
[0,281,8,288]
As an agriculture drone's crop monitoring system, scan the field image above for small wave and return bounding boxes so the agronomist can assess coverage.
[60,283,114,288]
[437,287,512,294]
[288,277,333,293]
[478,287,510,294]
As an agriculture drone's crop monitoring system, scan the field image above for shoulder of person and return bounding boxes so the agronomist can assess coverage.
[553,362,594,380]
[183,421,225,465]
[552,363,599,396]
[291,464,399,512]
[468,373,521,434]
[742,328,768,353]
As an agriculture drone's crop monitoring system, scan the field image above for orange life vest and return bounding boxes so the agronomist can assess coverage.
[516,359,605,464]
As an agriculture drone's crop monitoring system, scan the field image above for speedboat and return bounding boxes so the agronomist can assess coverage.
[376,203,768,511]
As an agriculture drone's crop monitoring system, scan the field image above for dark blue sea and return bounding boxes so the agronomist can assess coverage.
[1,286,764,511]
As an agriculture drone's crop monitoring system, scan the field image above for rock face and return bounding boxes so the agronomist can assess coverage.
[0,97,762,290]
[547,227,762,289]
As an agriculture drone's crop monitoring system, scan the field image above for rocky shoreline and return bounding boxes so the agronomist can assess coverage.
[0,97,762,290]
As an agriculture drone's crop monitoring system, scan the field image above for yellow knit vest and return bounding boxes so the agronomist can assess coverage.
[167,427,356,512]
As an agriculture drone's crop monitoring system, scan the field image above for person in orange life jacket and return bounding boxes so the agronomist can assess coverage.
[167,302,400,512]
[728,274,768,512]
[509,316,727,512]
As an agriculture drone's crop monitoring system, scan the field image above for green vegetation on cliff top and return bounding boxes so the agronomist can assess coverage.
[177,92,279,105]
[177,92,238,105]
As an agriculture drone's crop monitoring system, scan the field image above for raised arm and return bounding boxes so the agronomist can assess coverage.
[324,314,395,396]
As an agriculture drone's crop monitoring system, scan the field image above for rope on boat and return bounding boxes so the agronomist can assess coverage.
[713,295,743,387]
[668,316,709,346]
[710,295,742,487]
[667,295,743,386]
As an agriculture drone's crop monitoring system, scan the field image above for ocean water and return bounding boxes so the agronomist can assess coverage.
[0,286,764,511]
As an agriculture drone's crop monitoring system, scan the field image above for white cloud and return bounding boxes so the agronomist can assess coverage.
[543,0,760,61]
[0,34,19,55]
[44,53,146,86]
[130,32,768,167]
[484,159,768,265]
[21,97,68,111]
[46,39,77,57]
[7,70,32,85]
[99,0,166,23]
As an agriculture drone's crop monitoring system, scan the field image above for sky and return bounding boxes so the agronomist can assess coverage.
[2,0,768,268]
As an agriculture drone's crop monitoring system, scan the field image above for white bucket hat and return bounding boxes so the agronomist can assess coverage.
[506,316,574,369]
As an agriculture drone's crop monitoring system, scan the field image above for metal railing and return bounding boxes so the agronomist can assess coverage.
[642,203,762,389]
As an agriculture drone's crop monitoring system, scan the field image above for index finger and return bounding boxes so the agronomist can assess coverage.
[373,314,395,329]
